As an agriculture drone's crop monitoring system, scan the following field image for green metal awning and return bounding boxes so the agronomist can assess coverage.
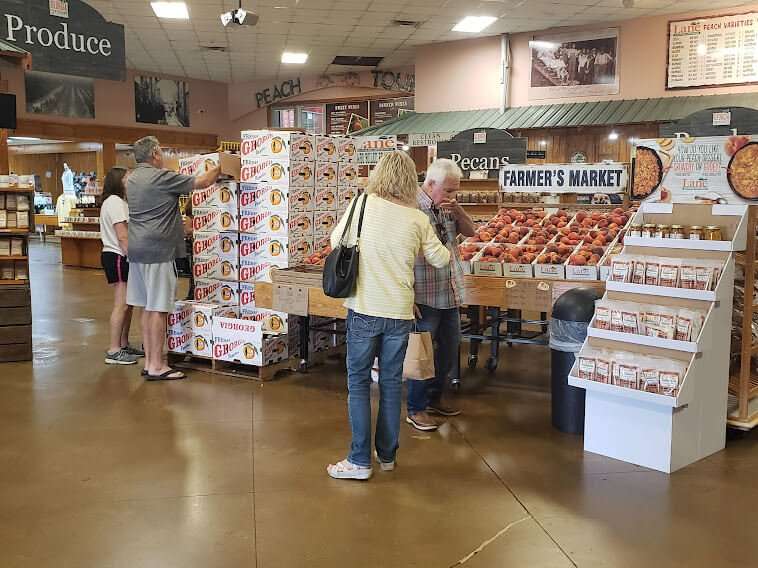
[0,39,31,69]
[361,92,758,136]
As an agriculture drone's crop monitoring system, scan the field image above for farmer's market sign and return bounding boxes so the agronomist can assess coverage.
[501,163,629,194]
[437,128,527,179]
[0,0,125,80]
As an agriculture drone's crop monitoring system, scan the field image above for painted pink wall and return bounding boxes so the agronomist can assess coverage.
[0,60,230,137]
[416,36,502,113]
[417,4,758,113]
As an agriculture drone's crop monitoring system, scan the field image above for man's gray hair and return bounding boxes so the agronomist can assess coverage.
[425,158,463,185]
[133,136,161,164]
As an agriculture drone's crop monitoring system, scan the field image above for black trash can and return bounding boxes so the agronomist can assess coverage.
[549,287,602,434]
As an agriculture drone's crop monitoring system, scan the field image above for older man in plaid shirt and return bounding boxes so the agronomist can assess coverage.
[406,159,476,432]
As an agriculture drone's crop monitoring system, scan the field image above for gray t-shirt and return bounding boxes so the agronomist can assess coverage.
[126,163,195,264]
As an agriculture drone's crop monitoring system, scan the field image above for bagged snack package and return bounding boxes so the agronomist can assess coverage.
[595,350,612,384]
[612,352,640,390]
[577,347,598,380]
[659,359,687,397]
[632,257,646,285]
[621,303,641,335]
[645,257,661,286]
[594,300,611,330]
[639,357,661,394]
[610,255,634,283]
[694,260,721,291]
[658,258,680,288]
[675,308,705,342]
[680,262,697,290]
[610,303,625,333]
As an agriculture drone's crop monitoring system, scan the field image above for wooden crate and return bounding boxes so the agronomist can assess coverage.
[0,285,32,362]
[168,353,296,382]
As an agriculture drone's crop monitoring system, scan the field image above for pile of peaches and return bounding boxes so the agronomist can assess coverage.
[568,245,605,266]
[490,208,546,228]
[501,245,543,265]
[459,243,483,261]
[536,243,576,265]
[303,245,332,266]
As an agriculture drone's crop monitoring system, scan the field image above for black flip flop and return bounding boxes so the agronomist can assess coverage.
[146,369,187,381]
[141,368,148,376]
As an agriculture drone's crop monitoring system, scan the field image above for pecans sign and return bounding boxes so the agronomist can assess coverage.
[437,128,528,179]
[0,0,125,81]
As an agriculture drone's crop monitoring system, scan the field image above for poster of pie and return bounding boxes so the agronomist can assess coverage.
[326,101,369,135]
[667,12,758,89]
[631,135,758,203]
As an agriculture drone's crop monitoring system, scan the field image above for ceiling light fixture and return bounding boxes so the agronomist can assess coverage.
[452,16,497,33]
[608,131,619,141]
[282,52,308,64]
[539,140,547,147]
[8,136,41,142]
[402,144,410,151]
[151,1,189,20]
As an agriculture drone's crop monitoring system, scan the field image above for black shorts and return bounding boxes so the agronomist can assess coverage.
[102,251,129,284]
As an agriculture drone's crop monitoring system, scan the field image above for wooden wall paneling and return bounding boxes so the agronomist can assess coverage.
[97,142,117,179]
[0,129,8,175]
[9,153,60,196]
[61,152,98,176]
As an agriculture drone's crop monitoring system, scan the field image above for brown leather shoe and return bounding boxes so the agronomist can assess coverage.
[405,411,438,431]
[427,401,461,417]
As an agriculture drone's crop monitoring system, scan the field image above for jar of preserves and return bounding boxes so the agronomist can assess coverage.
[670,225,686,239]
[655,224,670,239]
[705,226,723,241]
[629,224,643,238]
[689,226,704,240]
[642,224,657,238]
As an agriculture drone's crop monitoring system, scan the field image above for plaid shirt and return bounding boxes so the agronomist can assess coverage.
[414,190,465,309]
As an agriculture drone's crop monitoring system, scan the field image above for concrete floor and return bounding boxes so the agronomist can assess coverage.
[1,241,757,568]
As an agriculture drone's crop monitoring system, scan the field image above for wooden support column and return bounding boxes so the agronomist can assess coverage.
[0,129,9,175]
[97,141,116,179]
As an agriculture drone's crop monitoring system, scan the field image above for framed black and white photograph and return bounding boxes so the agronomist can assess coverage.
[529,28,619,100]
[134,75,190,127]
[25,71,95,119]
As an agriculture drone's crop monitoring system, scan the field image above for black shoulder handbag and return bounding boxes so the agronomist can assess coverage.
[323,194,368,298]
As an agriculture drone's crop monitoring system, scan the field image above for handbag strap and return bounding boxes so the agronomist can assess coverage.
[339,193,368,247]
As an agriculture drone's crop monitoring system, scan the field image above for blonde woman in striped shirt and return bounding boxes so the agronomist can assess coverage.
[327,151,450,480]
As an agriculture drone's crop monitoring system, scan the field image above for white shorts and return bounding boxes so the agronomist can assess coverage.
[127,261,178,313]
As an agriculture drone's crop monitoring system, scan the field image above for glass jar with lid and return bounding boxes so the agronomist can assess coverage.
[689,226,704,240]
[705,226,723,241]
[642,224,657,238]
[655,224,670,239]
[670,225,686,239]
[629,224,643,238]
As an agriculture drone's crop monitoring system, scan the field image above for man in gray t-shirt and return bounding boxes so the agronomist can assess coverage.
[126,136,219,380]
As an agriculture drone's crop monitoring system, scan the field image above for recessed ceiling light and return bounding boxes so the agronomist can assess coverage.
[452,16,497,33]
[151,2,189,20]
[608,131,619,141]
[9,136,42,141]
[282,52,308,64]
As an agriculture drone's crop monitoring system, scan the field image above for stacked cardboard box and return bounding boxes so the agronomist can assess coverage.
[166,151,289,366]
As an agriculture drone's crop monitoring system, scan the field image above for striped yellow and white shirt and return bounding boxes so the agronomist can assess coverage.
[331,194,450,320]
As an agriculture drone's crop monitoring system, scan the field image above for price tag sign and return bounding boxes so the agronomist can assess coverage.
[712,111,731,126]
[273,284,309,316]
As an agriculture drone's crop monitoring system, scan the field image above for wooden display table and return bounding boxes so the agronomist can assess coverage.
[60,237,102,269]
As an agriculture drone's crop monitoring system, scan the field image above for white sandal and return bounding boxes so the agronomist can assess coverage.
[327,459,373,480]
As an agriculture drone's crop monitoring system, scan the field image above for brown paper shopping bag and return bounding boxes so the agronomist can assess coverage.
[403,330,435,380]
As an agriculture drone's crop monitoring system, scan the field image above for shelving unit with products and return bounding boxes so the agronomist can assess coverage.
[56,202,102,270]
[569,203,747,473]
[730,206,758,430]
[0,177,35,362]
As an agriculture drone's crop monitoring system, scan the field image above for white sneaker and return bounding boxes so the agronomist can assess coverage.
[374,450,396,472]
[327,459,373,480]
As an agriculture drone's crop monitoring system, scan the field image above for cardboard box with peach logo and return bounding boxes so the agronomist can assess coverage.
[190,182,238,214]
[240,158,315,188]
[316,135,339,163]
[238,208,288,236]
[179,153,241,180]
[238,183,314,213]
[315,162,338,188]
[194,279,239,306]
[212,317,289,367]
[241,131,315,162]
[192,207,238,232]
[240,307,289,335]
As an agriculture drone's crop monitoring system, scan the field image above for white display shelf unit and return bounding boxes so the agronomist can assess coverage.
[569,204,745,474]
[625,203,748,252]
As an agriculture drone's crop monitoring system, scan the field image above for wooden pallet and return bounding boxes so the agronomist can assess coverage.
[168,353,297,382]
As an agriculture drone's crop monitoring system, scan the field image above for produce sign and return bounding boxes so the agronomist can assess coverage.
[437,128,527,179]
[631,135,758,203]
[500,163,628,194]
[355,135,398,166]
[0,0,125,81]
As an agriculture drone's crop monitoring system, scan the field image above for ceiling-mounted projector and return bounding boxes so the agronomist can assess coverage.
[220,7,258,27]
